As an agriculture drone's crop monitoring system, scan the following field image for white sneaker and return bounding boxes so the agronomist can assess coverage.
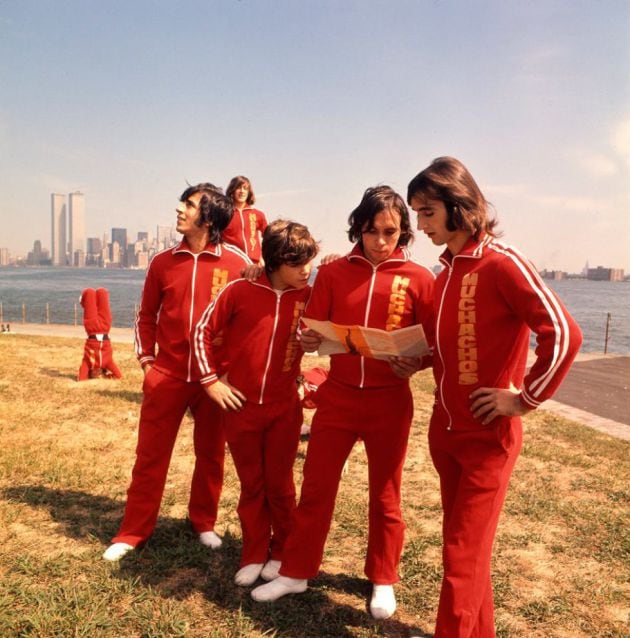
[199,530,222,549]
[102,542,134,561]
[370,584,396,619]
[251,576,308,602]
[260,559,282,581]
[234,563,265,586]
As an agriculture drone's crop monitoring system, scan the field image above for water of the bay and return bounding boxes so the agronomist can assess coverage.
[1,267,629,354]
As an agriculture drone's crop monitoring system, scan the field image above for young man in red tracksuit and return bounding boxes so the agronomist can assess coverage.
[77,287,122,380]
[103,183,251,562]
[223,175,268,263]
[194,220,319,586]
[407,157,582,637]
[251,186,435,620]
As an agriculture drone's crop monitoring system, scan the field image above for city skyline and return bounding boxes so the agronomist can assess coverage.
[1,2,629,272]
[0,186,626,274]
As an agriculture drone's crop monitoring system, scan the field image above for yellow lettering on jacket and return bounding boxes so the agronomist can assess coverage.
[457,272,479,384]
[211,269,229,299]
[282,301,306,371]
[386,275,410,332]
[249,213,258,252]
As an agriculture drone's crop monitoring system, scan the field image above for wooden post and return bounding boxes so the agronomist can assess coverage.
[0,301,3,324]
[22,303,26,323]
[74,303,78,326]
[46,303,50,324]
[604,312,611,354]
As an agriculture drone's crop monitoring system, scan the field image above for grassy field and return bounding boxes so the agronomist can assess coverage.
[0,334,627,637]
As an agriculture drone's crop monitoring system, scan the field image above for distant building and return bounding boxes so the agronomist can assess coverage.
[26,240,49,266]
[156,225,178,251]
[72,249,86,268]
[110,241,122,266]
[587,267,625,282]
[0,247,10,266]
[51,193,67,266]
[68,192,86,265]
[111,228,127,249]
[540,269,567,280]
[86,237,102,255]
[136,251,149,268]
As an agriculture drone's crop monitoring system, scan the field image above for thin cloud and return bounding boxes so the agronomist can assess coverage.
[573,150,618,178]
[612,117,630,172]
[257,189,311,198]
[485,183,528,197]
[532,194,604,212]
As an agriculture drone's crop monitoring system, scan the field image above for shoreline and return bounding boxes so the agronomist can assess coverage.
[3,322,629,441]
[5,321,628,358]
[3,322,135,343]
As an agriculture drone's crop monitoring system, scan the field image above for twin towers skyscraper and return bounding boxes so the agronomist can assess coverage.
[51,191,85,266]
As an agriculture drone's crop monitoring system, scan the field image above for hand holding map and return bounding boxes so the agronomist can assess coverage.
[302,318,430,360]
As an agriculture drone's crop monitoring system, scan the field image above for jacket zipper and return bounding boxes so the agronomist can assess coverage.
[186,254,199,382]
[259,291,282,403]
[239,209,248,256]
[436,259,454,430]
[359,265,379,388]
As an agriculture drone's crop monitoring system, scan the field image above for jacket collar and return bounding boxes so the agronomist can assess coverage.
[249,271,303,294]
[346,243,411,267]
[172,238,222,257]
[439,232,493,267]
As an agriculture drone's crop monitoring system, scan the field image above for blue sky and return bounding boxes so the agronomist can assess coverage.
[1,0,628,271]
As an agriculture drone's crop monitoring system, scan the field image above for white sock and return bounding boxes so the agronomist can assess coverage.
[102,542,134,561]
[251,576,308,602]
[234,563,264,586]
[199,530,222,549]
[260,559,282,581]
[370,584,396,619]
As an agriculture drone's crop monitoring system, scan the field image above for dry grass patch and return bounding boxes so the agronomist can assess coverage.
[0,334,628,637]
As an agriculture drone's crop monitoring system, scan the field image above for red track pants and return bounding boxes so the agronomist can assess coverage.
[429,415,523,638]
[279,379,413,583]
[224,395,302,567]
[112,367,225,546]
[78,338,122,380]
[78,288,121,380]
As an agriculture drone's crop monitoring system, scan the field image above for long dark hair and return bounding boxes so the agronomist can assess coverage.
[179,183,233,244]
[407,157,499,238]
[226,175,256,206]
[347,185,413,247]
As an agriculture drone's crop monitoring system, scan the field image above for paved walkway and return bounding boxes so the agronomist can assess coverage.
[538,353,629,440]
[5,322,135,343]
[3,323,629,441]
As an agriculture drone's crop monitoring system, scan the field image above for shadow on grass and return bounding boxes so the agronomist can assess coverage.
[2,485,125,543]
[94,388,144,404]
[40,367,77,380]
[1,485,431,637]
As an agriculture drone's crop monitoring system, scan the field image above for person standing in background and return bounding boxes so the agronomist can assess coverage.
[224,175,268,264]
[407,156,582,637]
[103,183,250,562]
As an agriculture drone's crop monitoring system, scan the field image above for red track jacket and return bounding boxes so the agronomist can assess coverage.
[134,239,250,382]
[194,274,310,404]
[222,207,267,263]
[304,245,435,389]
[432,233,582,431]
